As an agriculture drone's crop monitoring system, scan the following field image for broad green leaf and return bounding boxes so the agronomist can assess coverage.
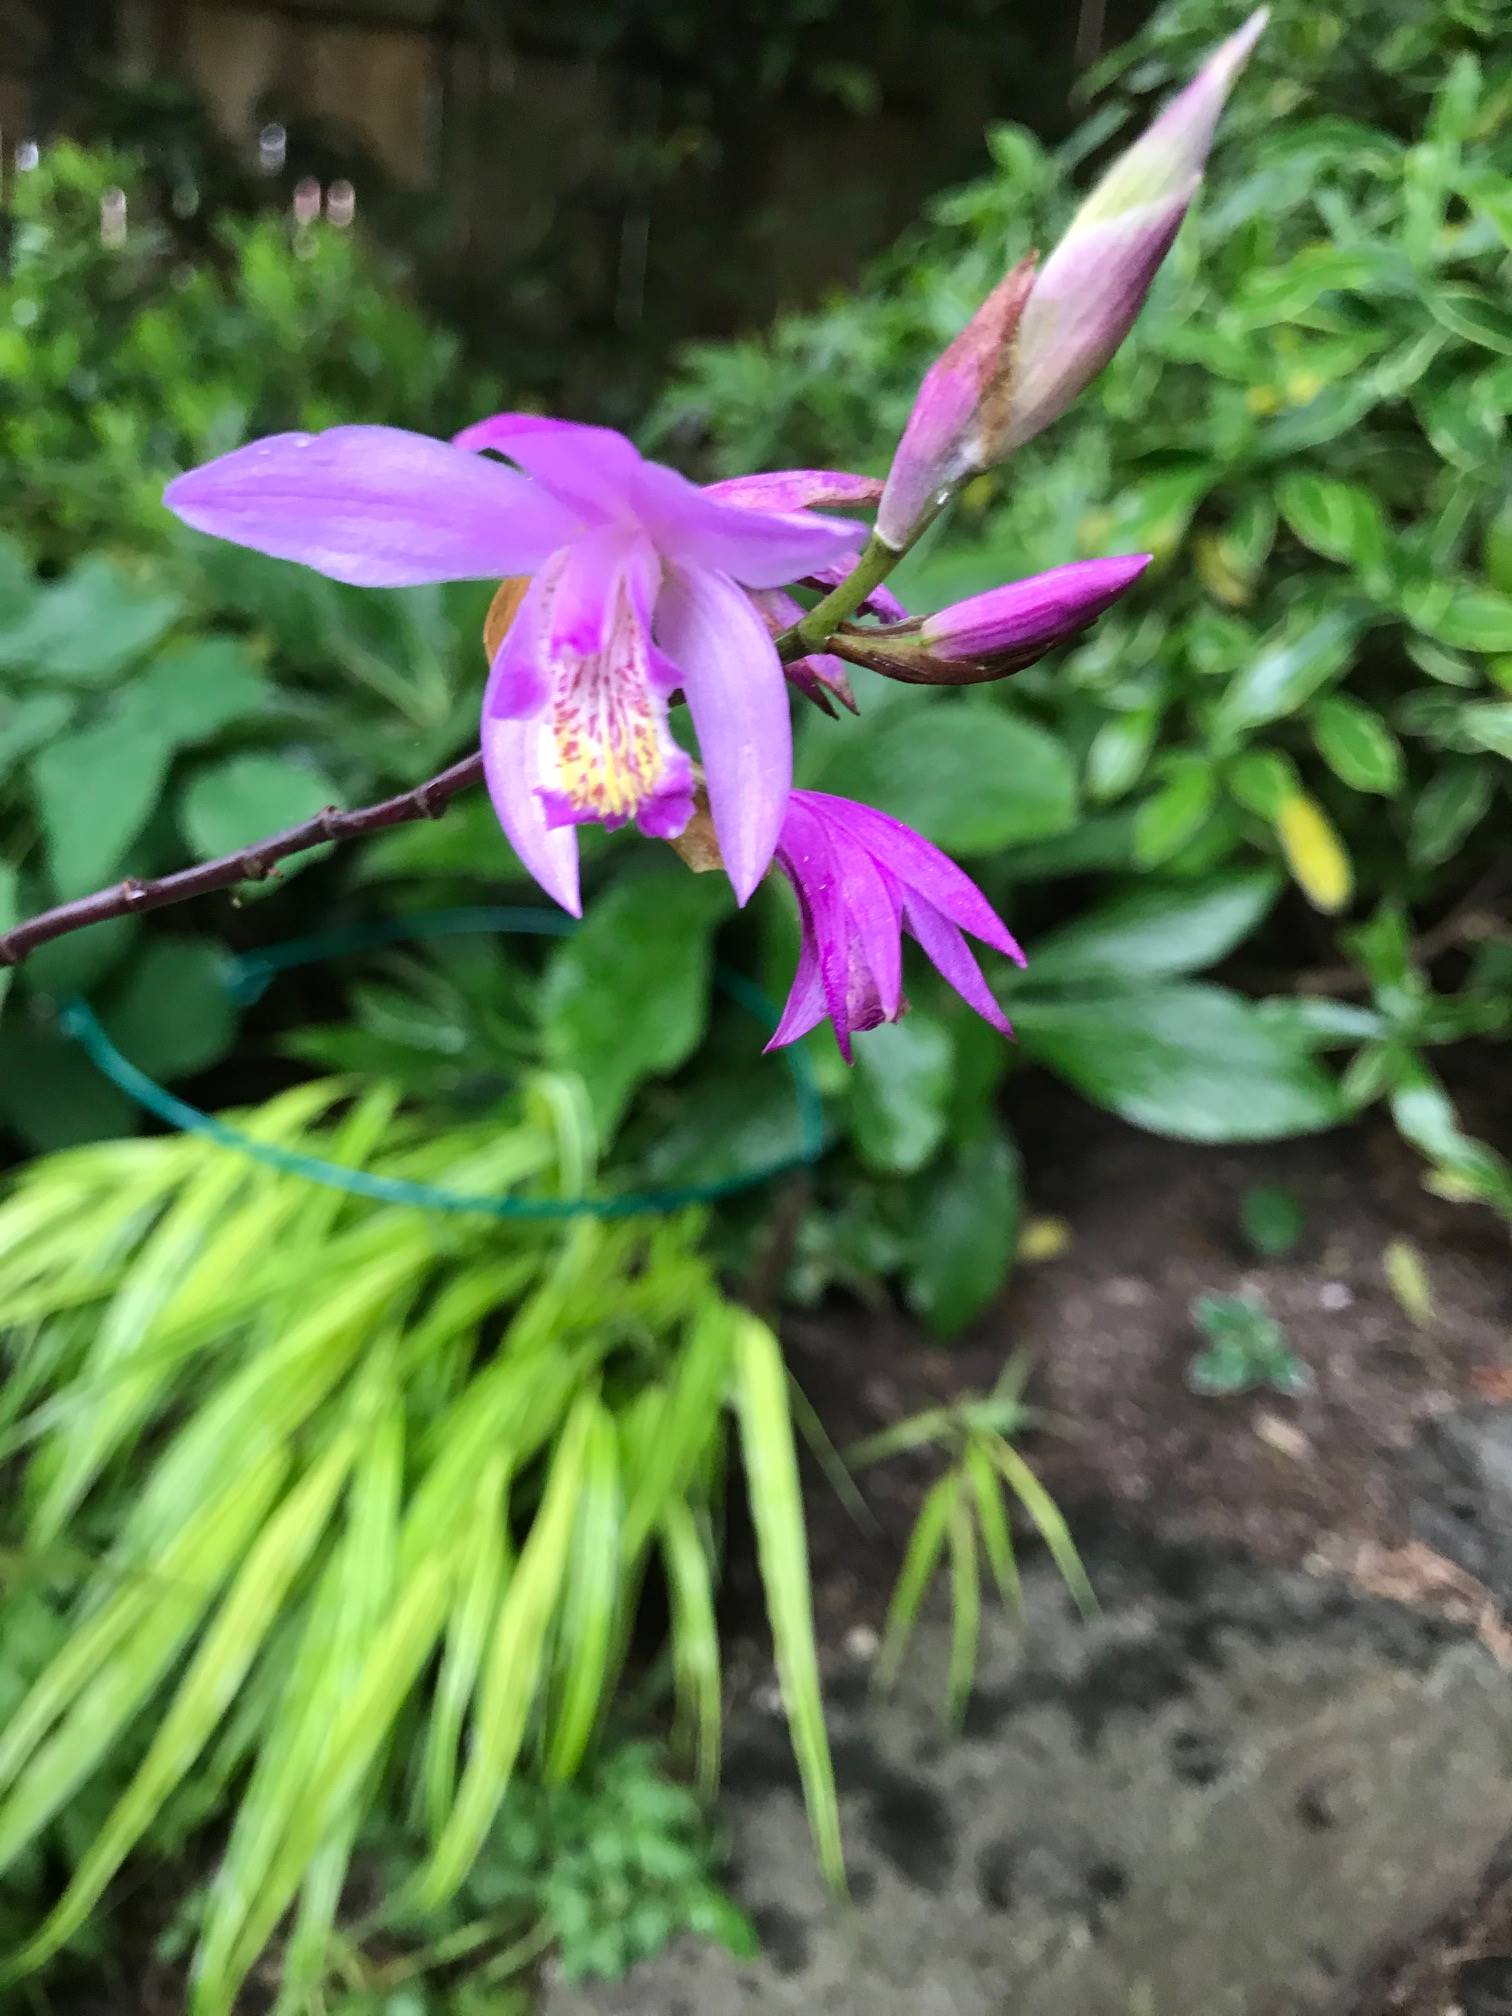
[1276,790,1353,914]
[179,754,340,865]
[1024,871,1280,986]
[1311,695,1404,795]
[905,1127,1020,1338]
[1403,581,1512,654]
[733,1315,842,1892]
[0,692,73,773]
[1429,286,1512,358]
[810,701,1077,856]
[98,938,238,1081]
[31,712,172,897]
[851,1013,954,1176]
[127,638,272,747]
[1133,757,1216,867]
[1276,474,1390,575]
[1211,608,1363,735]
[0,1023,138,1151]
[0,559,183,686]
[541,867,731,1137]
[0,867,15,1022]
[1014,984,1345,1142]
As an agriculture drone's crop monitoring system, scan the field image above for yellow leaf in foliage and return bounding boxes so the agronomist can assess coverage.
[1276,790,1353,913]
[1018,1216,1072,1263]
[1194,534,1252,608]
[1383,1238,1435,1326]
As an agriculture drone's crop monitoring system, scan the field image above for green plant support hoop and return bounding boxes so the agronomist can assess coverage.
[57,906,827,1219]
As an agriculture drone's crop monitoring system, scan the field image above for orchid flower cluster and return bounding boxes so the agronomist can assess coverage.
[165,13,1265,1061]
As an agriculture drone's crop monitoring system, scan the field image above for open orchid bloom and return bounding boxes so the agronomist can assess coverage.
[165,417,872,913]
[767,790,1025,1062]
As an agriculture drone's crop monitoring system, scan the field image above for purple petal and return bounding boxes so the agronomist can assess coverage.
[921,554,1152,660]
[635,462,865,589]
[765,920,829,1050]
[483,557,561,720]
[655,565,792,904]
[704,470,884,513]
[801,792,1025,963]
[164,427,580,587]
[775,798,858,1060]
[453,412,645,524]
[480,700,581,916]
[903,893,1013,1037]
[836,844,904,1021]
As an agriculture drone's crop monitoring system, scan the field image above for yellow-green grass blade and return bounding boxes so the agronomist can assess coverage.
[846,1406,957,1471]
[422,1455,511,1838]
[545,1396,624,1780]
[733,1314,843,1894]
[622,1301,734,1559]
[964,1439,1021,1614]
[989,1439,1098,1620]
[414,1389,595,1907]
[945,1489,981,1729]
[0,1444,289,1884]
[7,1427,357,1975]
[875,1473,956,1694]
[660,1501,721,1798]
[788,1373,876,1534]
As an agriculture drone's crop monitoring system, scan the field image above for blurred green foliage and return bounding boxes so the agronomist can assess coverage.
[645,0,1512,1317]
[0,142,498,1150]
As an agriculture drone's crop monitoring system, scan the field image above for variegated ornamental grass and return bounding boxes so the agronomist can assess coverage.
[0,1081,838,2010]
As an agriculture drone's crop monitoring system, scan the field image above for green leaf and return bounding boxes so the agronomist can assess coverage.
[1085,707,1160,803]
[1239,1185,1305,1257]
[1276,474,1390,575]
[1226,748,1298,819]
[541,868,732,1137]
[945,1495,980,1727]
[905,1127,1021,1338]
[0,867,15,1023]
[876,1474,954,1692]
[988,1440,1096,1618]
[1428,286,1512,358]
[733,1315,842,1891]
[1211,608,1363,735]
[810,701,1077,856]
[1409,760,1494,866]
[0,693,74,773]
[1403,581,1512,654]
[0,1022,138,1149]
[0,559,184,685]
[850,1013,954,1176]
[1024,871,1280,987]
[1014,985,1345,1142]
[179,754,340,865]
[1311,695,1404,795]
[97,938,239,1081]
[1133,757,1216,867]
[127,638,273,747]
[1458,703,1512,760]
[31,713,172,897]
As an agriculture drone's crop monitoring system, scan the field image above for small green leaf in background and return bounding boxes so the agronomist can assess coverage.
[1310,695,1404,795]
[1226,748,1298,820]
[179,753,340,864]
[1085,706,1161,803]
[1403,581,1512,654]
[1239,1184,1305,1258]
[1014,985,1345,1143]
[1133,756,1216,867]
[810,701,1077,856]
[1428,285,1512,358]
[1212,608,1363,735]
[905,1126,1022,1336]
[1409,760,1494,866]
[1276,473,1390,575]
[1187,1293,1312,1398]
[0,558,184,685]
[1024,870,1280,988]
[541,868,732,1138]
[1458,703,1512,760]
[31,713,172,898]
[98,938,238,1081]
[850,1013,954,1176]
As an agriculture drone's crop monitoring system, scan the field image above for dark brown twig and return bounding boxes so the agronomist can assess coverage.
[0,752,485,970]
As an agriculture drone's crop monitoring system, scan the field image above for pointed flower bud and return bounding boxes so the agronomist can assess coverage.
[831,554,1150,685]
[875,256,1037,552]
[1004,8,1268,451]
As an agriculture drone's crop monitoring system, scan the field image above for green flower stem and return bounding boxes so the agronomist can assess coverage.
[776,533,899,663]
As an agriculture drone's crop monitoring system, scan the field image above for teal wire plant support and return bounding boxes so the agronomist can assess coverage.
[58,907,826,1219]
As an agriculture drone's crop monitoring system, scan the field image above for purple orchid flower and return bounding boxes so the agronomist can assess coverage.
[767,790,1025,1062]
[165,418,876,913]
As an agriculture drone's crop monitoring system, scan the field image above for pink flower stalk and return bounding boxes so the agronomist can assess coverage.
[876,258,1037,552]
[1003,8,1268,452]
[768,790,1025,1062]
[165,418,874,913]
[835,553,1150,685]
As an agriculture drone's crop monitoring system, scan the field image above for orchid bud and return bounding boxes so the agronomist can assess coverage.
[1003,7,1268,451]
[831,554,1151,685]
[875,256,1037,552]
